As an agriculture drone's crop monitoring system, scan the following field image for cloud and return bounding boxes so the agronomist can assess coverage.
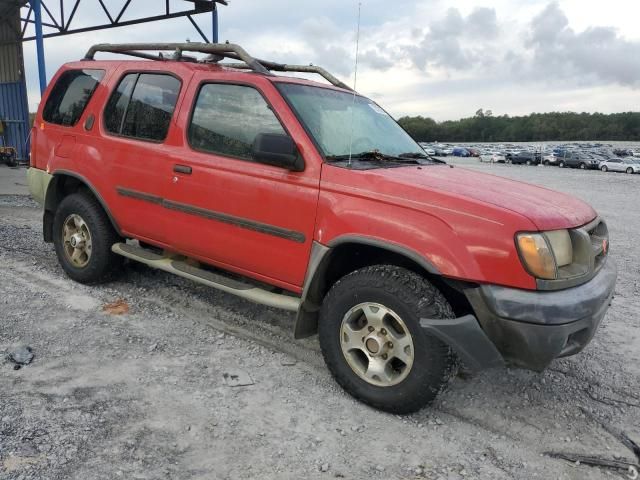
[526,2,640,88]
[403,7,499,71]
[359,50,394,71]
[16,0,640,120]
[466,7,499,39]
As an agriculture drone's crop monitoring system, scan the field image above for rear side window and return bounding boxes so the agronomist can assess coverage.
[104,73,181,142]
[43,69,104,126]
[188,83,285,160]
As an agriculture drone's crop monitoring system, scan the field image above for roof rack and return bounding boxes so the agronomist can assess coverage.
[83,42,353,91]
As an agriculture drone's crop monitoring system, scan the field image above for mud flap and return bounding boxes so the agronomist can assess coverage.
[420,314,504,372]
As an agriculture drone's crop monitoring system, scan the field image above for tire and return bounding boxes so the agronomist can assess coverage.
[544,160,550,166]
[526,160,532,166]
[53,191,123,284]
[579,163,586,169]
[558,161,565,168]
[626,167,633,174]
[318,265,456,414]
[601,165,608,172]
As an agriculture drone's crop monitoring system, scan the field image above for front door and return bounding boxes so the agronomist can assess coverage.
[163,79,321,291]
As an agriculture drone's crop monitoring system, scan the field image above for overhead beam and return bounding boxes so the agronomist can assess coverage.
[27,9,219,42]
[20,9,214,41]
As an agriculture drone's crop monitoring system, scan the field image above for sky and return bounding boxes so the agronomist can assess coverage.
[19,0,640,121]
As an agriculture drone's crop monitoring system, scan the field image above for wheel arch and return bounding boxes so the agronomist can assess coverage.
[294,236,475,338]
[43,170,120,242]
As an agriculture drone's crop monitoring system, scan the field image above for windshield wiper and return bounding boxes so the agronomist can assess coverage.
[398,152,447,164]
[326,151,429,164]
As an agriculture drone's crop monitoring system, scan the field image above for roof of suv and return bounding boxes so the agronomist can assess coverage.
[65,58,350,92]
[75,42,354,93]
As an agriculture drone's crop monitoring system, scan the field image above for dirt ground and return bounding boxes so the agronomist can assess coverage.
[1,161,638,480]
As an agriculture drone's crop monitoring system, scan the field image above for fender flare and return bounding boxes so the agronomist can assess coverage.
[294,236,441,338]
[43,170,121,241]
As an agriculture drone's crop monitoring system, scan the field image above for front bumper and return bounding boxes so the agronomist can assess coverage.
[464,258,617,371]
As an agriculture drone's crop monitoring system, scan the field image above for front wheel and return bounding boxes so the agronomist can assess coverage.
[318,265,456,414]
[579,163,586,169]
[601,165,608,172]
[53,192,123,284]
[626,167,634,174]
[558,161,565,168]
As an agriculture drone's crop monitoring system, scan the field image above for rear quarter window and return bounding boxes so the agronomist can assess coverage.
[42,69,105,126]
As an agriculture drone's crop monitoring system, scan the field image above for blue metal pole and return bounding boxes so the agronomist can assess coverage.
[212,5,218,43]
[32,0,47,94]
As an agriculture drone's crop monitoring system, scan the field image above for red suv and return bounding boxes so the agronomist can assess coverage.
[27,43,616,413]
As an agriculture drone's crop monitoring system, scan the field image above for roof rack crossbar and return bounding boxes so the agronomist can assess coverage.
[83,42,352,90]
[84,42,271,75]
[224,61,353,91]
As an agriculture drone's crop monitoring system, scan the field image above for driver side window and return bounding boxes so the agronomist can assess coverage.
[188,83,286,161]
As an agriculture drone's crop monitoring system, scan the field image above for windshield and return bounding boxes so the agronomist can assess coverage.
[277,83,425,159]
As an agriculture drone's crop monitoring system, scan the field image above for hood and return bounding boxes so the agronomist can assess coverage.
[364,165,596,231]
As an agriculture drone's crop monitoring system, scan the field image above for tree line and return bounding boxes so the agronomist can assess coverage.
[397,111,640,142]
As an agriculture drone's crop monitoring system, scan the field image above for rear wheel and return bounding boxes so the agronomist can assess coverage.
[626,167,634,174]
[318,265,456,414]
[526,160,532,166]
[558,161,565,168]
[601,165,608,172]
[53,192,123,284]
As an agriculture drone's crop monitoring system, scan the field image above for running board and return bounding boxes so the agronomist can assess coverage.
[112,243,301,312]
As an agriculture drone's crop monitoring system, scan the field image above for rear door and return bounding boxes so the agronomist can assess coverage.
[611,159,625,172]
[98,69,186,244]
[162,77,321,291]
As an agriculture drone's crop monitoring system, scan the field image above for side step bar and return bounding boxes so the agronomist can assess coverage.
[112,243,301,312]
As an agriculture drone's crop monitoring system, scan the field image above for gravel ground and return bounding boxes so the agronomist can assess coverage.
[1,163,639,480]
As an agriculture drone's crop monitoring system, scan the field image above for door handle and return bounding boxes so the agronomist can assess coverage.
[173,164,192,174]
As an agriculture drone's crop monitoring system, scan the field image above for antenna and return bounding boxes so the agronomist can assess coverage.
[347,2,362,168]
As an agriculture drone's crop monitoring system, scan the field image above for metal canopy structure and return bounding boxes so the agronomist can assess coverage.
[16,0,227,42]
[0,0,227,161]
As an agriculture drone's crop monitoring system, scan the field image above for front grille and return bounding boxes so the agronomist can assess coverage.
[586,219,609,268]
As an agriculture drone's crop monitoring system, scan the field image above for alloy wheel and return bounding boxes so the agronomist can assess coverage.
[339,302,414,387]
[62,214,93,268]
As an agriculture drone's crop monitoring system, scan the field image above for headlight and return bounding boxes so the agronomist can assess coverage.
[516,230,572,279]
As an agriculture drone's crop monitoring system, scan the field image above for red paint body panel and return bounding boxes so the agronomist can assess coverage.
[34,60,599,293]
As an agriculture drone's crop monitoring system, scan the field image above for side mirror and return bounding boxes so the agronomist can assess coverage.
[252,133,304,172]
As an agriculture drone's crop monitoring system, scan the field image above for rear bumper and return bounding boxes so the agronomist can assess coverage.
[464,258,617,371]
[27,167,52,206]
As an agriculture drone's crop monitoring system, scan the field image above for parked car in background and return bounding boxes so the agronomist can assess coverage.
[433,147,448,156]
[542,154,559,166]
[509,151,541,165]
[419,143,436,156]
[467,148,480,157]
[557,152,600,169]
[613,148,631,157]
[480,152,506,163]
[599,158,640,174]
[452,147,470,157]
